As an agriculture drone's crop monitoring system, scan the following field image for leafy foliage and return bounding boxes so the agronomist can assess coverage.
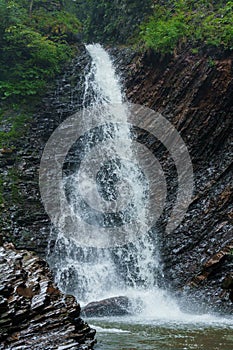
[63,0,153,44]
[29,9,81,42]
[0,0,81,101]
[142,15,188,54]
[140,0,233,53]
[0,105,32,147]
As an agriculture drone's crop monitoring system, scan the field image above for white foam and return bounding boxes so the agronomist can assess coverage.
[90,325,130,333]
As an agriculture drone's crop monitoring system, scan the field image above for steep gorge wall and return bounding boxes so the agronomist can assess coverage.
[0,44,232,312]
[0,45,92,255]
[112,46,233,311]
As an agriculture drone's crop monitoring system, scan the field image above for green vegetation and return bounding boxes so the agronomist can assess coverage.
[1,0,231,105]
[63,0,233,51]
[0,107,31,147]
[0,0,81,101]
[140,0,233,54]
[0,166,22,206]
[62,0,153,44]
[0,0,81,148]
[0,1,232,101]
[0,0,231,148]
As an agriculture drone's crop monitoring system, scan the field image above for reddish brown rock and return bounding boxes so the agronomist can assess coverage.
[111,45,233,312]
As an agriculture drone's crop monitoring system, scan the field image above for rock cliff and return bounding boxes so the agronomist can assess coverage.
[0,242,96,349]
[0,45,91,255]
[111,46,233,312]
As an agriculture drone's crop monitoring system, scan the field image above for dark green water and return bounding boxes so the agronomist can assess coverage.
[88,316,233,350]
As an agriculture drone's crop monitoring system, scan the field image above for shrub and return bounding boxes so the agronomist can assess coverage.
[140,0,233,53]
[141,15,188,54]
[0,0,81,101]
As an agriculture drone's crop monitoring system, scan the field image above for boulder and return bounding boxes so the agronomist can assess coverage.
[82,296,130,317]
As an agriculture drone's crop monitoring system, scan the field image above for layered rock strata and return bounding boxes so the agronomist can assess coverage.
[0,242,96,349]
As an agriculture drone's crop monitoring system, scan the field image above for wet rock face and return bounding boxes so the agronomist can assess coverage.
[82,296,130,317]
[0,243,96,349]
[110,46,233,311]
[0,44,92,255]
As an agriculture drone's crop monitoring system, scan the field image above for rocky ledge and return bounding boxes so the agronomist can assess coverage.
[0,242,96,350]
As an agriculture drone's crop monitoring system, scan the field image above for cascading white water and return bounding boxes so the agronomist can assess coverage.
[84,44,123,105]
[48,43,178,316]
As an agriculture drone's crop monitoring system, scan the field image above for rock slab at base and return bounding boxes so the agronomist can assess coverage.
[82,296,130,317]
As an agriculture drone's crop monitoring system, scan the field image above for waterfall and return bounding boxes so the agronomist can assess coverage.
[47,44,177,316]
